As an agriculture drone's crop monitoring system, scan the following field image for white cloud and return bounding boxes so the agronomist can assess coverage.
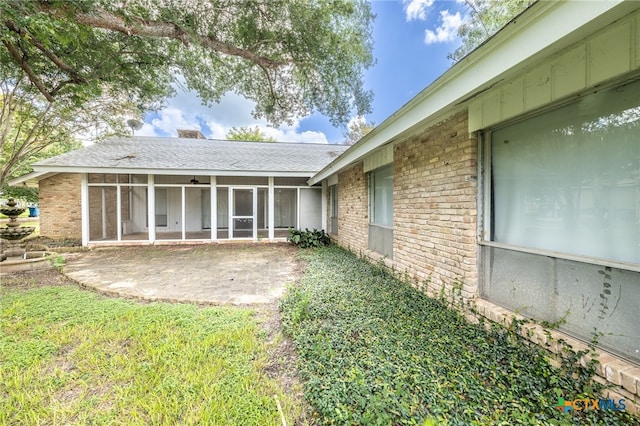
[403,0,435,21]
[424,10,464,44]
[137,89,328,144]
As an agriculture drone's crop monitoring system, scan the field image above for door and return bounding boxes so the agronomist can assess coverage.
[231,188,256,239]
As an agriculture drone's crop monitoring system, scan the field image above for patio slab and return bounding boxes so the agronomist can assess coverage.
[62,243,301,305]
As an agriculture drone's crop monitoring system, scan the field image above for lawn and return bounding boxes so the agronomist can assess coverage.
[0,277,299,425]
[280,246,636,425]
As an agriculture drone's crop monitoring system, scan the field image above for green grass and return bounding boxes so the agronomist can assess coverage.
[1,284,296,425]
[0,209,30,219]
[280,246,636,425]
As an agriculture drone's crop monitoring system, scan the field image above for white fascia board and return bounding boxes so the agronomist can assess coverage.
[309,0,631,186]
[31,165,316,178]
[7,171,55,187]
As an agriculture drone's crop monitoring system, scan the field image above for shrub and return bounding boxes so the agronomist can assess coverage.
[287,228,331,248]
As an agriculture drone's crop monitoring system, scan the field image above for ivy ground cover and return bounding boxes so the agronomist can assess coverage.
[280,246,636,425]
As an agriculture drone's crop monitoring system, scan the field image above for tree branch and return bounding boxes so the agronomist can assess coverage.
[1,40,55,102]
[4,19,88,85]
[464,0,489,37]
[42,5,292,70]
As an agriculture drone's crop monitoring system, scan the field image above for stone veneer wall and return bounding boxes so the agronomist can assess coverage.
[392,111,478,300]
[38,173,82,240]
[333,162,368,253]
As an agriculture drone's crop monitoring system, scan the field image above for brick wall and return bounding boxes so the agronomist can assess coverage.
[39,173,82,240]
[333,162,368,253]
[330,111,478,301]
[393,111,478,300]
[328,111,640,412]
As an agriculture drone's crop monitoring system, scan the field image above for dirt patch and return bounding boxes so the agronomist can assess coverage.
[1,268,73,290]
[256,299,316,426]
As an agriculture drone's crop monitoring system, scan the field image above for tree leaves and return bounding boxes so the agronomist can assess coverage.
[1,0,375,126]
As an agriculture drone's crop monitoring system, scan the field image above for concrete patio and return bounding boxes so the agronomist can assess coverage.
[62,243,302,305]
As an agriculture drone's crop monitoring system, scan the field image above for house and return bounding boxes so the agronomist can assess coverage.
[307,0,639,408]
[9,0,640,409]
[13,135,347,244]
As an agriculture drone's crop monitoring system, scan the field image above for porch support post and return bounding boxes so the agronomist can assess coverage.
[181,186,186,240]
[296,187,301,229]
[211,176,217,241]
[116,182,122,241]
[252,186,258,241]
[321,180,328,232]
[268,177,274,241]
[148,174,155,243]
[80,173,89,246]
[228,188,233,239]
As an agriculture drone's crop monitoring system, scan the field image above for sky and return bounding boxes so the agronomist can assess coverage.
[137,0,468,145]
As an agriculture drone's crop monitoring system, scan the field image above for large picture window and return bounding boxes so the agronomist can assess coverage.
[490,79,640,264]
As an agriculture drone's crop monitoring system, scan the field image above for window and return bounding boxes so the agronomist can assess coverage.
[490,79,640,264]
[330,185,338,234]
[369,165,393,226]
[368,165,393,258]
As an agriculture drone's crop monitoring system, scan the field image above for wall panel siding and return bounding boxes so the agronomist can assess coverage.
[551,45,586,99]
[469,8,640,131]
[363,144,393,173]
[524,63,552,111]
[589,22,632,85]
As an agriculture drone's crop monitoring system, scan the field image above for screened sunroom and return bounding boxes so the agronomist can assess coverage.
[85,173,322,243]
[22,136,348,246]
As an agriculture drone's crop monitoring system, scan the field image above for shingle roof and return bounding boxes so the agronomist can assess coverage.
[34,137,349,174]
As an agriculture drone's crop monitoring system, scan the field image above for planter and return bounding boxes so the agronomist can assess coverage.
[28,207,39,217]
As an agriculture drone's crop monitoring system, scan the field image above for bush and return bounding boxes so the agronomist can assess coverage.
[287,228,331,248]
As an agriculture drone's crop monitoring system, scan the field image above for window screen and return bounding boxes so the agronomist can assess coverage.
[491,79,640,264]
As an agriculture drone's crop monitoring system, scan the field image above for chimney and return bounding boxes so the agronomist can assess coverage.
[177,129,206,139]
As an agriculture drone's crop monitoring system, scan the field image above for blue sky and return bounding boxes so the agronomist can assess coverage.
[139,0,467,144]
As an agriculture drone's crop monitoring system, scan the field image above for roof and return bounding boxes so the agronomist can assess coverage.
[308,0,637,185]
[29,137,348,177]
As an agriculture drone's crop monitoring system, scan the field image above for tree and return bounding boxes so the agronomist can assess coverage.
[343,115,375,145]
[0,0,374,186]
[226,126,276,142]
[449,0,532,62]
[0,73,137,187]
[1,0,374,125]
